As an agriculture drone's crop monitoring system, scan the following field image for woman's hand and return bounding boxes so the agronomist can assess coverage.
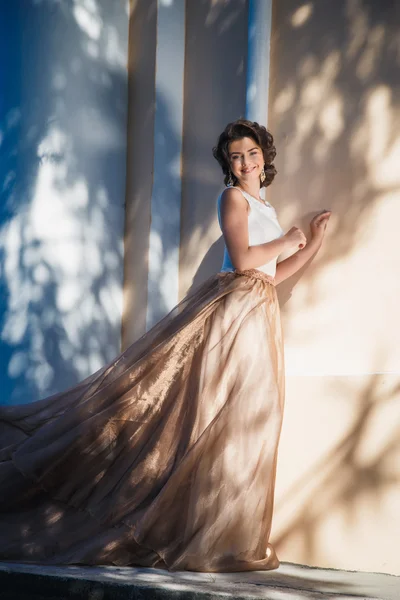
[283,226,308,251]
[310,210,332,243]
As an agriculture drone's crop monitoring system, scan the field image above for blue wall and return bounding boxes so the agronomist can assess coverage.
[0,1,128,405]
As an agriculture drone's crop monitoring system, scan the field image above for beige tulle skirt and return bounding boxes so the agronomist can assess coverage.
[0,269,285,572]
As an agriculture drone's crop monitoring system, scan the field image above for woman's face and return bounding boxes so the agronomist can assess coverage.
[228,136,264,186]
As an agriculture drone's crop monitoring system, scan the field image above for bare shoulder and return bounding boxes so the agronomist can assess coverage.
[220,187,249,213]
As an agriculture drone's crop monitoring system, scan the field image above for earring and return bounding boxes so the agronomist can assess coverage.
[260,165,266,184]
[227,171,234,186]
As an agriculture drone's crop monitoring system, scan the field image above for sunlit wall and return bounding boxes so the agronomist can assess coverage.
[268,0,400,576]
[0,1,129,405]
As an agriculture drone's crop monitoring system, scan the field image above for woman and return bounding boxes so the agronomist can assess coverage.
[0,119,331,572]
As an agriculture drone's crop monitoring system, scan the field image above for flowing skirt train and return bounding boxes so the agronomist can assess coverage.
[0,270,285,572]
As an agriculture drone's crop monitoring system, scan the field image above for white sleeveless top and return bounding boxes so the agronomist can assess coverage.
[217,186,285,277]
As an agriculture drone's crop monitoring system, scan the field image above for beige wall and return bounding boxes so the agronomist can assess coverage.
[268,0,400,575]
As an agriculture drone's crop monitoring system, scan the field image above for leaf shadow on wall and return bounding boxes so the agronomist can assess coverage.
[0,0,128,405]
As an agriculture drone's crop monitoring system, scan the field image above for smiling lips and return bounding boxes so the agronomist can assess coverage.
[242,167,256,174]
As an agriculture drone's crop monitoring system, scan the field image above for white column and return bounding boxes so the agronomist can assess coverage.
[246,0,273,201]
[245,0,273,125]
[146,0,186,330]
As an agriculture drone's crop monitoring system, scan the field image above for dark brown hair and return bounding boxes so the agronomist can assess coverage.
[212,118,277,188]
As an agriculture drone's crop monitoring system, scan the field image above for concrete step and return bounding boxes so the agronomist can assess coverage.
[0,561,399,599]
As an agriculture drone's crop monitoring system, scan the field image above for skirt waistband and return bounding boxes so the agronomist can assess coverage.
[220,269,276,287]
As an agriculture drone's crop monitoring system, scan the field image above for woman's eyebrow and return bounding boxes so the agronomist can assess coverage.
[229,147,259,156]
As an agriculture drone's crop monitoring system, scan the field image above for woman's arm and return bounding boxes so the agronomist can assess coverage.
[220,188,305,270]
[274,239,321,285]
[275,209,331,285]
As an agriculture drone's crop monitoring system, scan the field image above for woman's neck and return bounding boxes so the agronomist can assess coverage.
[236,183,263,203]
